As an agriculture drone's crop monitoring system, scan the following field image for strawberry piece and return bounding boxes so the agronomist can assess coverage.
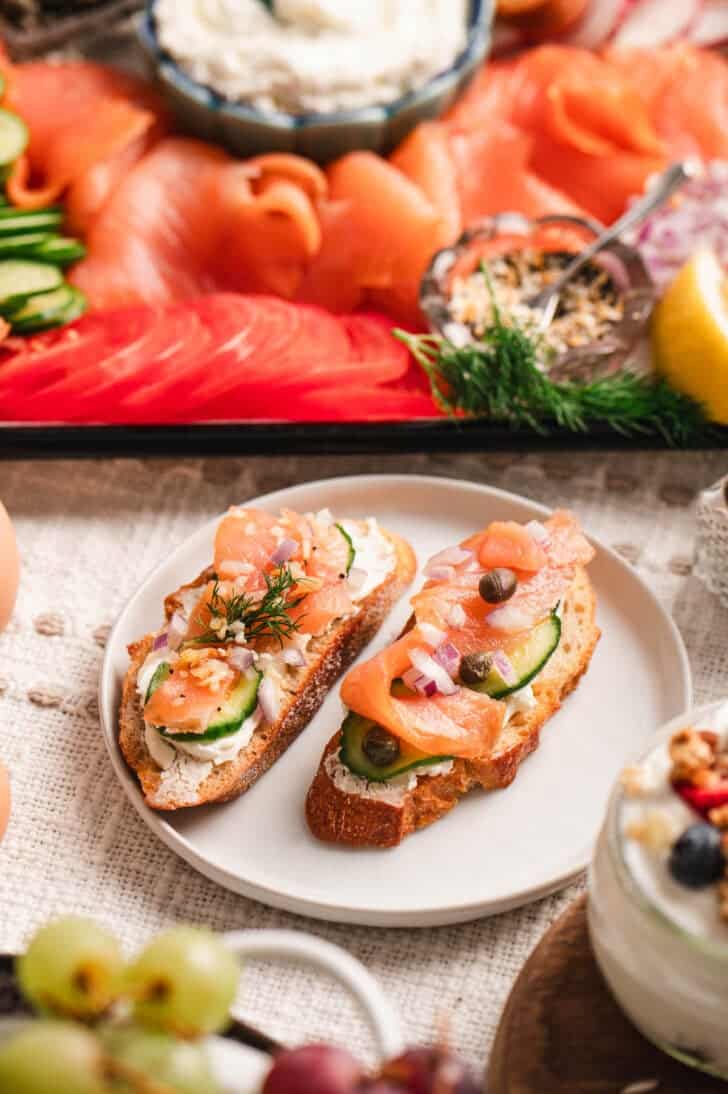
[675,781,728,818]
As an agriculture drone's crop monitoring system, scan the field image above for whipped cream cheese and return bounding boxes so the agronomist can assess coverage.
[341,518,396,602]
[325,751,454,806]
[589,701,728,1079]
[155,0,468,116]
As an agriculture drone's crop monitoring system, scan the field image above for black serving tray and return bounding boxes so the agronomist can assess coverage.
[0,419,726,459]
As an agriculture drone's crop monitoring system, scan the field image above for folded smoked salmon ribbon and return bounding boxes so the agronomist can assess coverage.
[340,512,594,761]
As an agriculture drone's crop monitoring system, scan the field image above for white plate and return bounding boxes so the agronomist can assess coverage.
[100,475,692,927]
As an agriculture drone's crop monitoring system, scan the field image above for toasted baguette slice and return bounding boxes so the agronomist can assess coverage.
[120,528,416,812]
[306,566,600,848]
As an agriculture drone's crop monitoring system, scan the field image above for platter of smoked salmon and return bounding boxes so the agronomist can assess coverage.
[0,23,728,451]
[99,474,691,926]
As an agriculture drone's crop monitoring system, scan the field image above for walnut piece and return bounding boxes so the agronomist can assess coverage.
[668,728,716,784]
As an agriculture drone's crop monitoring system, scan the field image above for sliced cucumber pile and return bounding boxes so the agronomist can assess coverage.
[0,97,87,335]
[340,712,451,783]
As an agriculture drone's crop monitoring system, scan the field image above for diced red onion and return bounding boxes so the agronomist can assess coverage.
[487,604,534,633]
[402,667,438,697]
[271,537,298,565]
[258,677,279,724]
[153,632,168,651]
[409,647,459,696]
[627,160,728,293]
[228,647,255,672]
[492,650,517,686]
[424,546,472,576]
[525,520,551,546]
[434,640,461,677]
[419,622,446,648]
[347,567,367,592]
[426,565,456,584]
[446,603,467,628]
[281,648,306,668]
[167,611,187,651]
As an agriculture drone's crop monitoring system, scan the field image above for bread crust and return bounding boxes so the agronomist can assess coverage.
[305,567,600,848]
[119,529,416,811]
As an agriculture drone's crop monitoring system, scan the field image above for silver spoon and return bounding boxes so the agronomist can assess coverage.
[526,160,699,329]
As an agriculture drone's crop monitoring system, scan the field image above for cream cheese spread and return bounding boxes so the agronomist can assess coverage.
[155,0,468,116]
[325,751,454,806]
[341,518,396,602]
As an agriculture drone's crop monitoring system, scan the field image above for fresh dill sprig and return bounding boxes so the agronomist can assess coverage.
[191,564,302,648]
[394,268,713,446]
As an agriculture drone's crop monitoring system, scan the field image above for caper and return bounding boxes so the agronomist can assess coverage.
[362,725,401,768]
[459,652,493,685]
[479,567,517,604]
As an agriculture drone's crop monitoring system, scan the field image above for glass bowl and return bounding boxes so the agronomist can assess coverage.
[139,0,494,163]
[420,212,656,381]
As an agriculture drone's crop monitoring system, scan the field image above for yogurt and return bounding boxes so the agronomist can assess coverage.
[588,701,728,1079]
[155,0,468,116]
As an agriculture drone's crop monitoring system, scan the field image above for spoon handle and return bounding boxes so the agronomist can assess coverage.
[536,160,697,307]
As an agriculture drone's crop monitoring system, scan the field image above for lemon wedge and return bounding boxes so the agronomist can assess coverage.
[652,249,728,424]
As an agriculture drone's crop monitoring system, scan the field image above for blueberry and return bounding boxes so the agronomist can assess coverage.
[668,823,725,889]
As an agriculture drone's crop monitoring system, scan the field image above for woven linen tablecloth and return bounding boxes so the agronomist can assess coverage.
[1,448,726,1075]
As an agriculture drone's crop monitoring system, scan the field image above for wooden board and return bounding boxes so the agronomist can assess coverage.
[488,894,726,1093]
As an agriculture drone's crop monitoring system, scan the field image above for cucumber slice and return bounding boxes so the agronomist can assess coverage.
[0,260,64,316]
[464,612,561,699]
[27,236,87,266]
[145,661,171,704]
[9,283,78,333]
[335,522,355,575]
[340,711,451,782]
[161,670,262,744]
[0,109,28,167]
[0,232,56,260]
[0,211,63,237]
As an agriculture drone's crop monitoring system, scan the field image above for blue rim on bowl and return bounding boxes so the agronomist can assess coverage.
[140,0,494,162]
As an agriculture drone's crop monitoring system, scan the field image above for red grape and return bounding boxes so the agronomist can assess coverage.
[380,1047,480,1094]
[263,1044,363,1094]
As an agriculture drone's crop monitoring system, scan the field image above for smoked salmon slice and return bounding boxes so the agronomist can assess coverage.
[70,139,325,309]
[413,511,593,657]
[340,629,505,759]
[4,60,167,229]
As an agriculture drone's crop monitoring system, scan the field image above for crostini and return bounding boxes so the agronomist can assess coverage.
[306,511,600,847]
[120,505,416,811]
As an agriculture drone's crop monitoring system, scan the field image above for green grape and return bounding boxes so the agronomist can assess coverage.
[0,1020,108,1094]
[17,916,124,1019]
[127,927,239,1038]
[101,1026,220,1094]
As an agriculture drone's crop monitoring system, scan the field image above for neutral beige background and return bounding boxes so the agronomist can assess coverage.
[0,449,726,1076]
